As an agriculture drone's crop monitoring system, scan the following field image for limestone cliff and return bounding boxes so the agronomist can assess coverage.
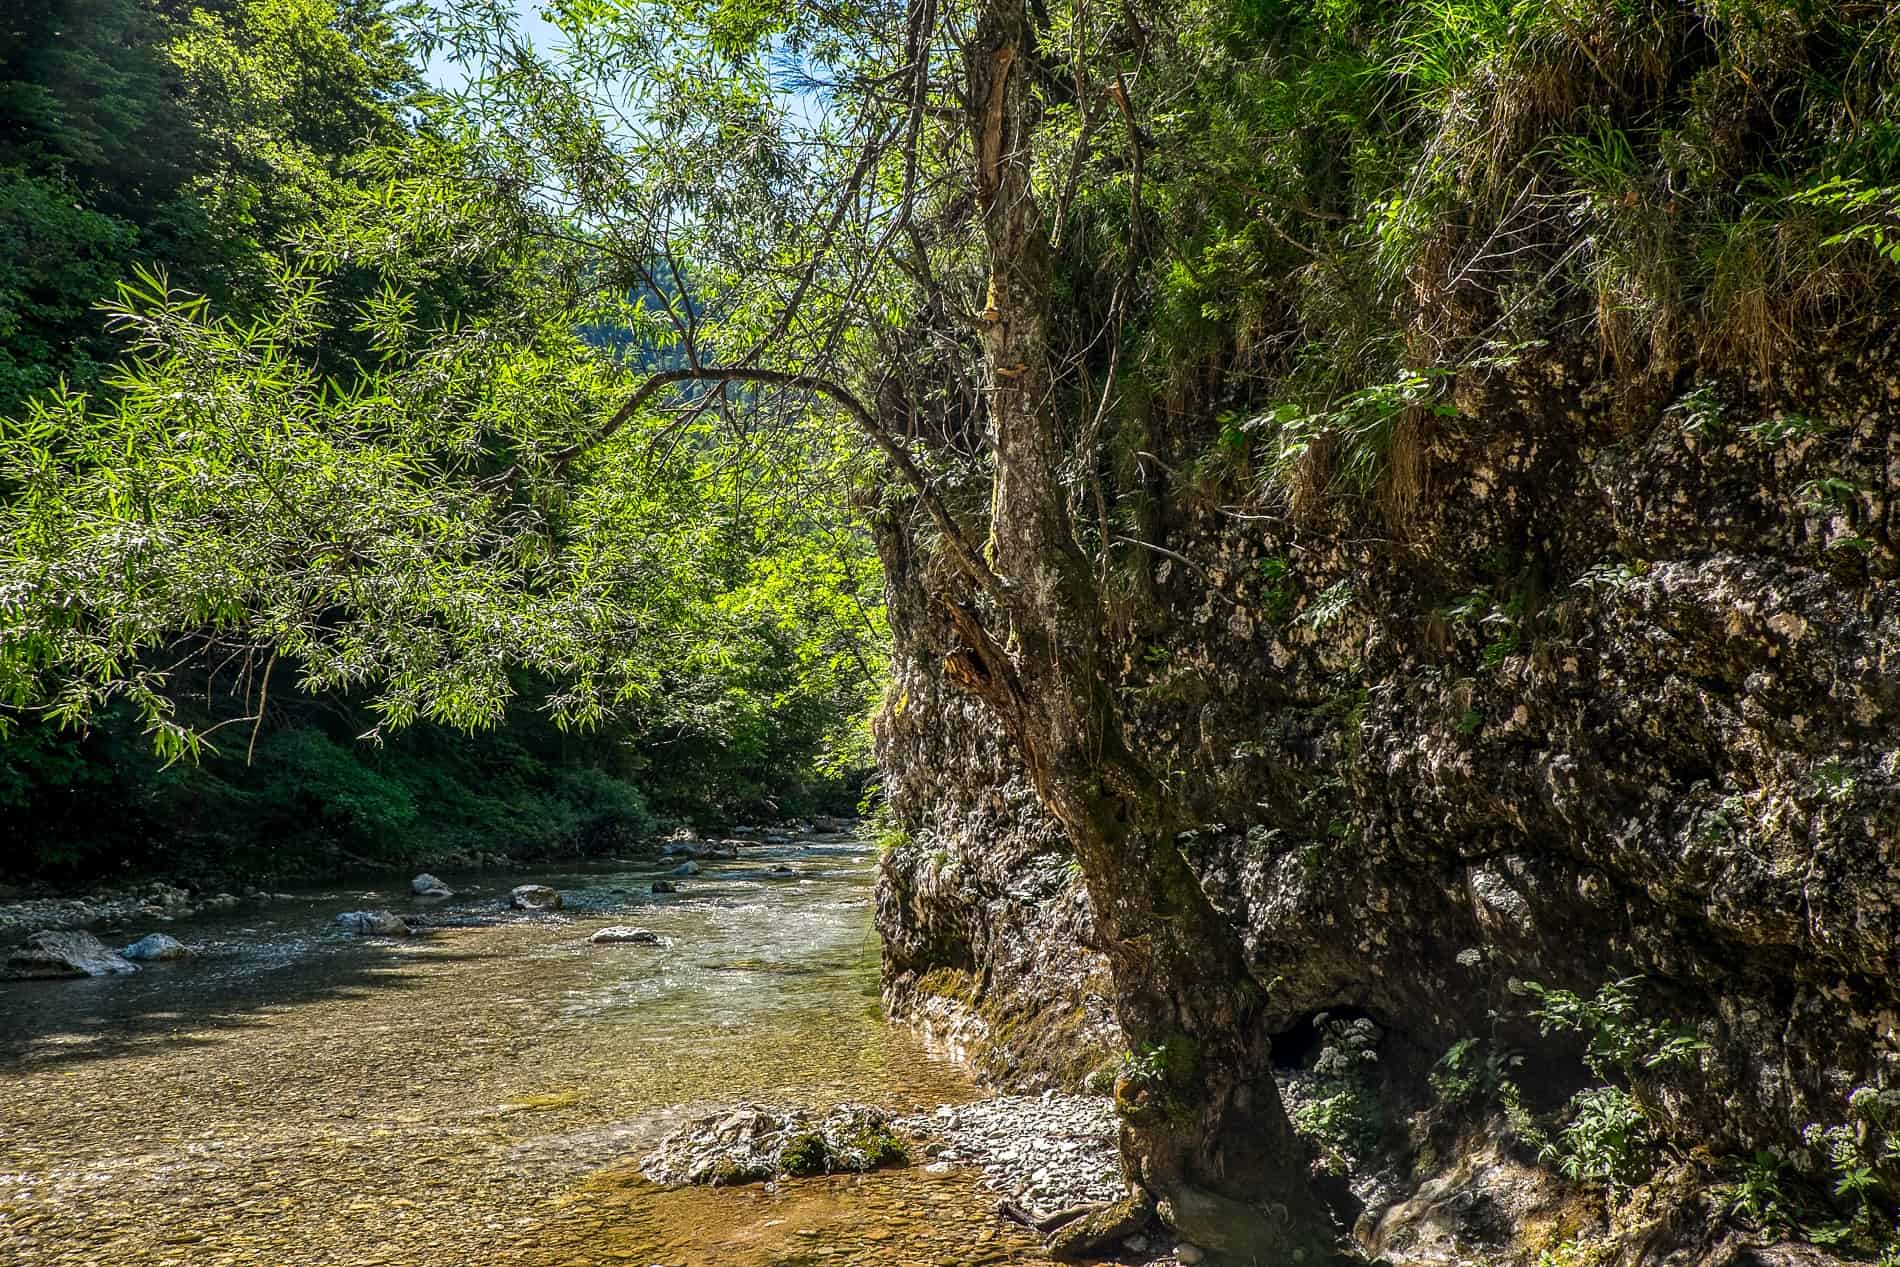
[874,333,1900,1260]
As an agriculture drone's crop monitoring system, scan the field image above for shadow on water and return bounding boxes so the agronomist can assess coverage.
[0,849,741,1067]
[0,936,499,1067]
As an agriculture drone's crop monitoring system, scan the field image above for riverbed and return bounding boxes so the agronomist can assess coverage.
[0,838,1050,1265]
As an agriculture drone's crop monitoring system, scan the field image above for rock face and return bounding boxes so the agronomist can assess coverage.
[640,1103,907,1187]
[508,885,562,912]
[872,335,1900,1253]
[121,933,190,961]
[6,929,138,977]
[335,911,408,936]
[588,926,664,945]
[410,873,452,898]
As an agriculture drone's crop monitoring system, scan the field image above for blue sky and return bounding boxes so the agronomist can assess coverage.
[421,2,829,128]
[422,2,564,93]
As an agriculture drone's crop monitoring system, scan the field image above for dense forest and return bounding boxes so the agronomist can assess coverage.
[4,0,1900,1264]
[0,0,879,882]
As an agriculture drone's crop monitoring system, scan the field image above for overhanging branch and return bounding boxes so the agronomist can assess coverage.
[545,365,1008,606]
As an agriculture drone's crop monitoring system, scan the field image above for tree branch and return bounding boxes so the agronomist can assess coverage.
[547,365,1008,605]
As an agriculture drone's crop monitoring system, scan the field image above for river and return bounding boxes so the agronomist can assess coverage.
[0,837,1049,1265]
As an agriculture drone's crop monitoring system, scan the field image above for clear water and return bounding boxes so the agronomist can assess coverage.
[0,840,1047,1265]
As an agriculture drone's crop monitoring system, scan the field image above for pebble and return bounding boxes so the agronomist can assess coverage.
[893,1093,1122,1220]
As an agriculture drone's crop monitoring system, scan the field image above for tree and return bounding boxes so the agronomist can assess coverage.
[414,0,1354,1253]
[0,0,1356,1256]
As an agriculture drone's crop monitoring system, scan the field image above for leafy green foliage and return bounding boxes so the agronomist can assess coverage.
[1544,1085,1652,1188]
[1523,976,1708,1080]
[1726,1151,1800,1232]
[1517,978,1708,1192]
[1430,1035,1523,1109]
[0,0,886,879]
[1287,1015,1384,1175]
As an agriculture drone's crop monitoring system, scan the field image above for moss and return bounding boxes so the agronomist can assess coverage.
[909,964,1117,1093]
[843,1126,909,1170]
[778,1131,830,1177]
[915,966,978,1006]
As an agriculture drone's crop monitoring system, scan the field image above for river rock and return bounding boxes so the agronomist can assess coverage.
[335,910,408,936]
[149,883,191,909]
[641,1102,907,1187]
[651,880,679,894]
[671,861,700,877]
[509,884,562,911]
[766,864,796,878]
[895,1094,1122,1222]
[7,929,139,978]
[411,873,453,898]
[589,926,665,946]
[122,933,190,961]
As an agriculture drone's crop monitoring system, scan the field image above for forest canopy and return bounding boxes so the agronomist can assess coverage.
[0,0,887,877]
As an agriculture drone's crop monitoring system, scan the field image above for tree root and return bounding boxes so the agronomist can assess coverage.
[1155,1182,1357,1266]
[1040,1195,1154,1261]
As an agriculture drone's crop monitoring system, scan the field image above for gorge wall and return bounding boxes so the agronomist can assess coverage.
[872,332,1900,1258]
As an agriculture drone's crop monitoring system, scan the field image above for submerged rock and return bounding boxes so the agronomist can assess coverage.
[650,880,679,894]
[671,861,700,877]
[509,885,562,912]
[411,873,453,898]
[7,929,139,978]
[335,911,408,937]
[122,933,190,961]
[641,1102,907,1187]
[589,926,665,946]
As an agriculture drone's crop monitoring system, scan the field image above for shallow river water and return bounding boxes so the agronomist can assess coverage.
[0,839,1048,1265]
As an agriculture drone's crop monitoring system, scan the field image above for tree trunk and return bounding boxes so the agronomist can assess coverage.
[955,2,1351,1261]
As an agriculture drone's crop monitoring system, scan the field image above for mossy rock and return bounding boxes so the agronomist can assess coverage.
[778,1130,832,1177]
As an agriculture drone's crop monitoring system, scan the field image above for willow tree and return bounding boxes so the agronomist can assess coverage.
[913,5,1350,1259]
[1,0,1350,1258]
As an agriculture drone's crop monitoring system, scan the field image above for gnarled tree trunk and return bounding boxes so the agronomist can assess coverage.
[948,2,1352,1261]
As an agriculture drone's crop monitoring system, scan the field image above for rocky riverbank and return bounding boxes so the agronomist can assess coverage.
[636,1089,1195,1264]
[0,819,858,934]
[0,881,267,940]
